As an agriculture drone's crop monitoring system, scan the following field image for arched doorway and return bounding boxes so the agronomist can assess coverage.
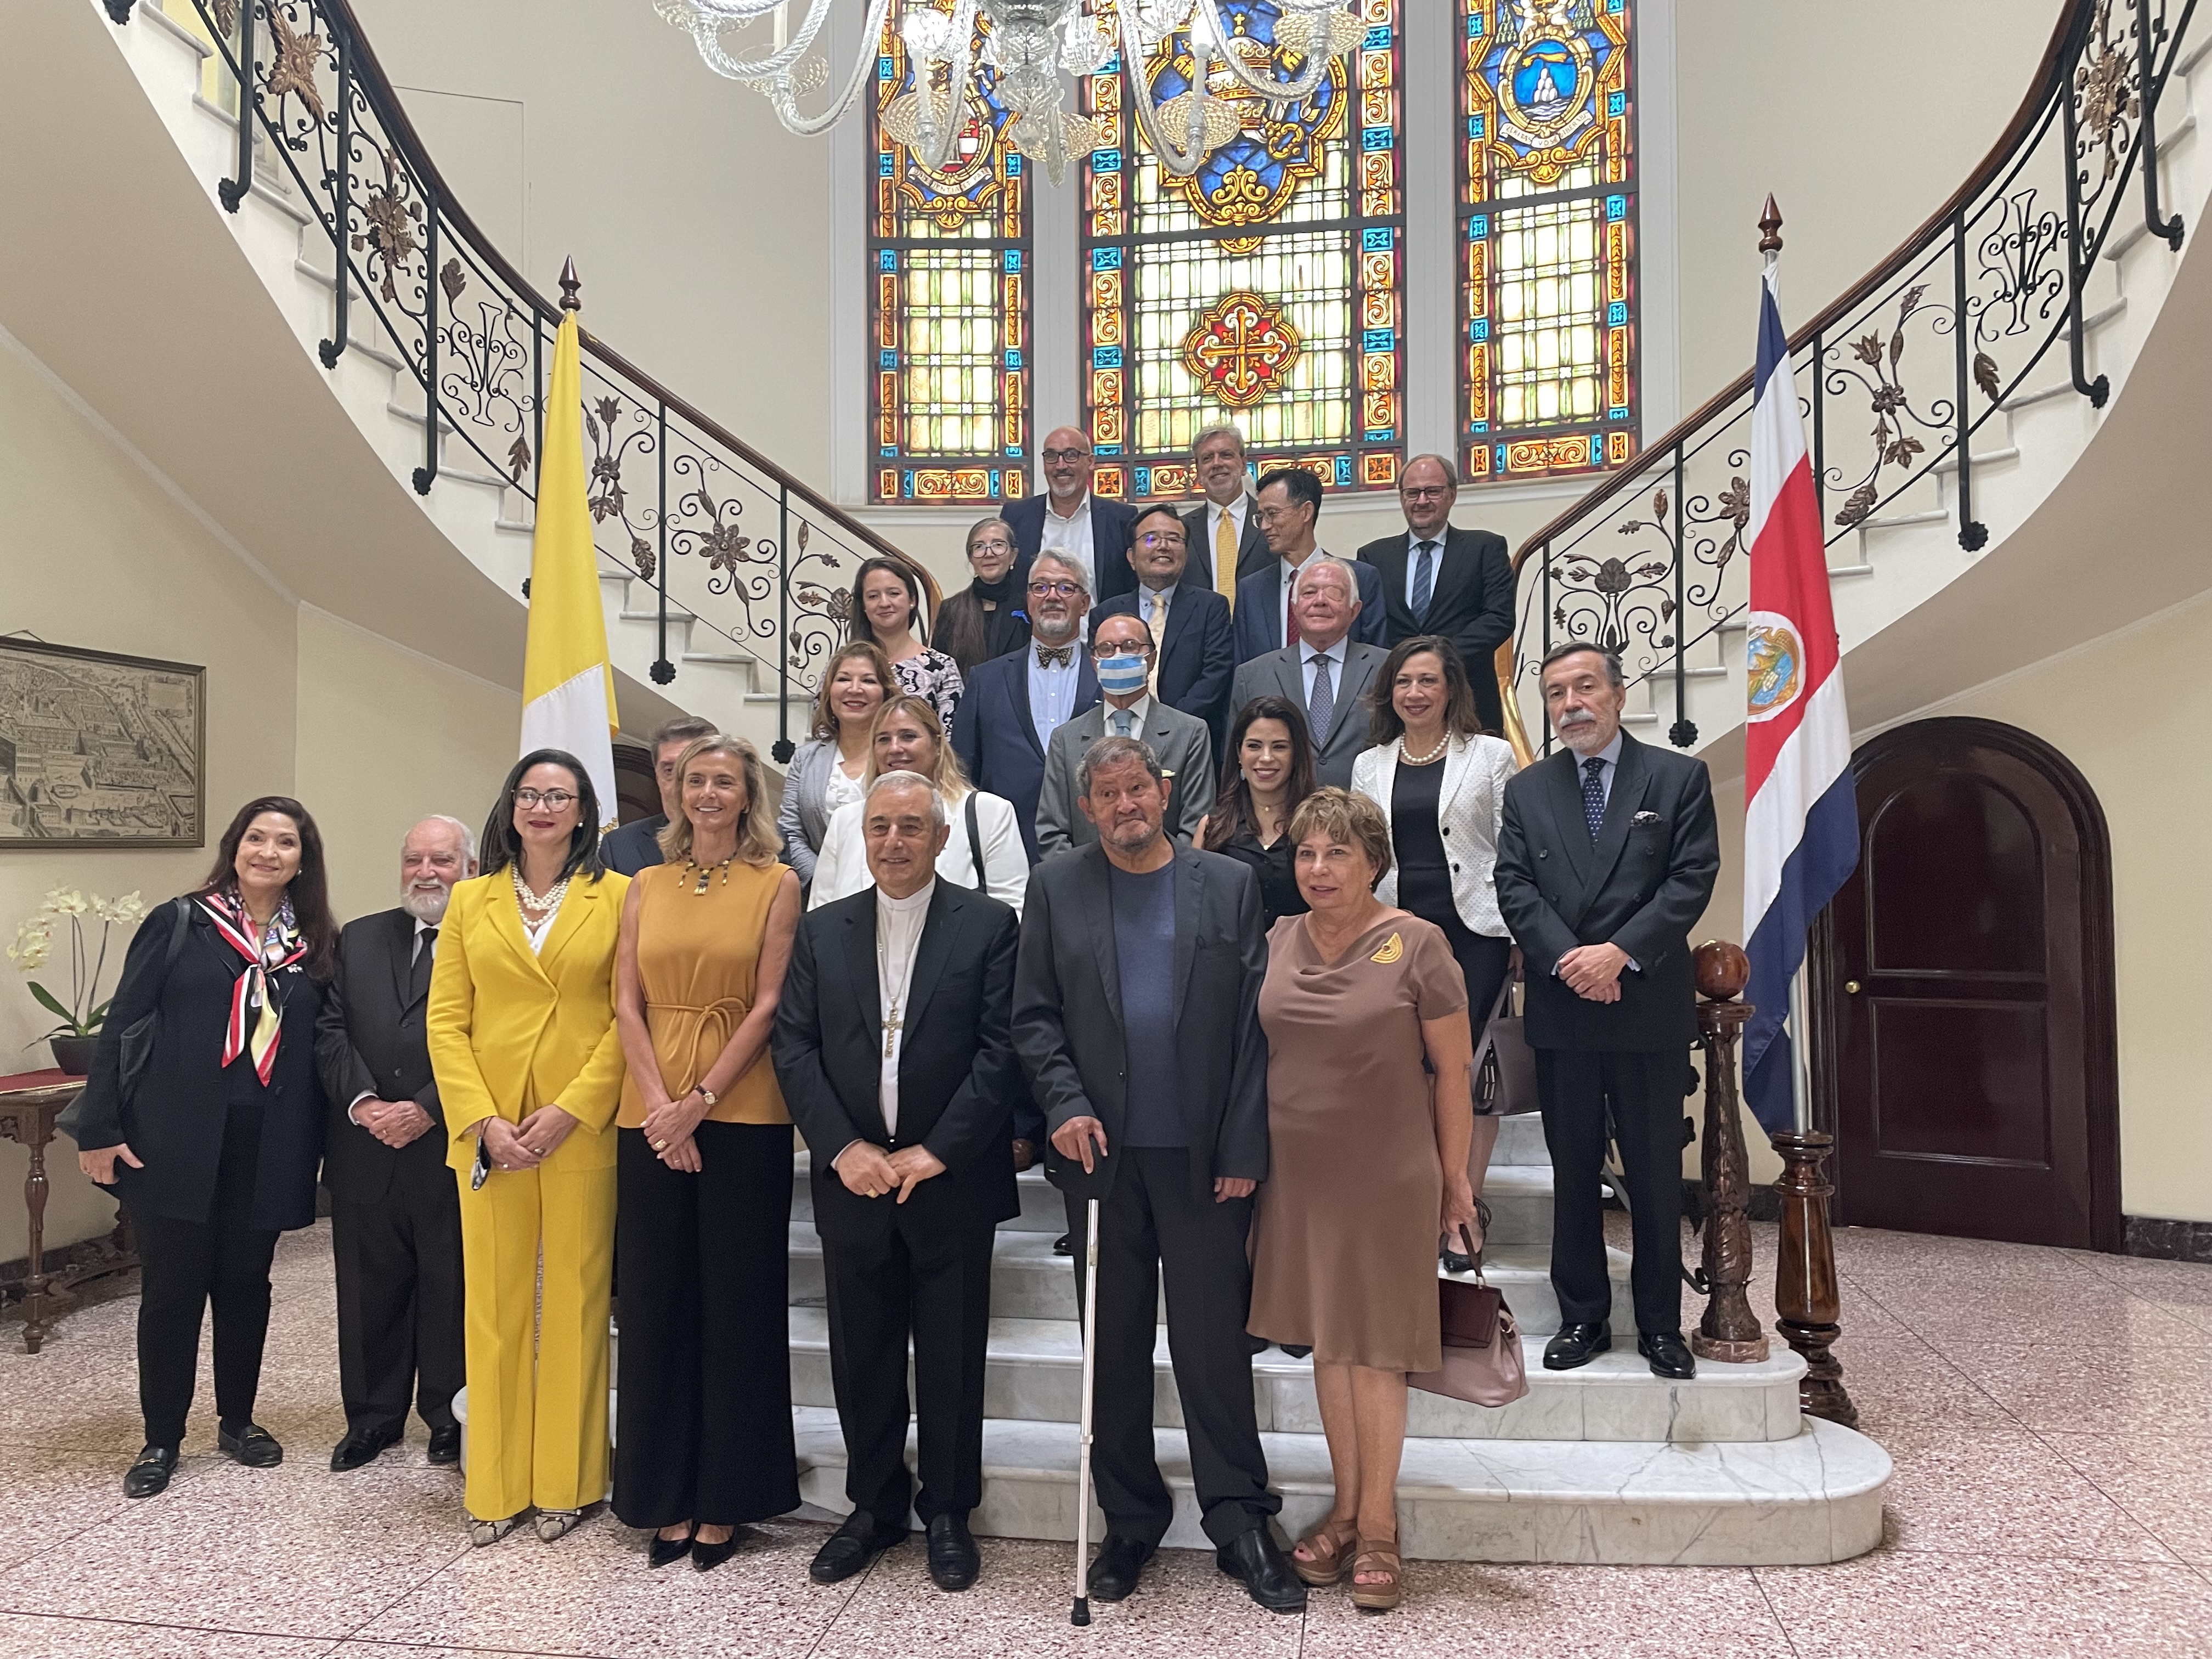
[1809,718,2120,1250]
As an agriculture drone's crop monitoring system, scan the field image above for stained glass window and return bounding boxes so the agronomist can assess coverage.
[1459,0,1637,482]
[867,1,1032,504]
[1078,1,1405,503]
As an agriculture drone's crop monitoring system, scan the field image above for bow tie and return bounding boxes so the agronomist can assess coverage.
[1035,643,1074,669]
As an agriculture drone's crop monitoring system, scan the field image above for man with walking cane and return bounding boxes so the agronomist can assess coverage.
[1012,735,1305,1614]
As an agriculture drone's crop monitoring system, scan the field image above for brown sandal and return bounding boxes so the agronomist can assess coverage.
[1291,1518,1357,1587]
[1350,1537,1403,1611]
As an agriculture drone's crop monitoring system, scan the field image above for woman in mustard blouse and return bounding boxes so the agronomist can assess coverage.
[427,749,629,1546]
[611,733,803,1572]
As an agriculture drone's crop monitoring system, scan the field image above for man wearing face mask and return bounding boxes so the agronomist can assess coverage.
[1035,613,1212,856]
[314,815,478,1471]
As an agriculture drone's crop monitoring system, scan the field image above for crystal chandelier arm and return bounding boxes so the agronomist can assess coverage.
[677,0,890,140]
[1119,4,1210,178]
[908,0,981,172]
[1189,0,1335,103]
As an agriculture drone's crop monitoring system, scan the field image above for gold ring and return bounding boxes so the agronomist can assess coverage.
[653,1139,667,1150]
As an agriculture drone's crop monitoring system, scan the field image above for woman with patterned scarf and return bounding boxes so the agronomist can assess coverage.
[75,797,340,1500]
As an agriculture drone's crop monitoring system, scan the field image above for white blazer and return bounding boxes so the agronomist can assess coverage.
[807,787,1031,916]
[1350,732,1517,938]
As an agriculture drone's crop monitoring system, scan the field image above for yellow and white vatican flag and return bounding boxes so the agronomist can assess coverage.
[520,309,619,831]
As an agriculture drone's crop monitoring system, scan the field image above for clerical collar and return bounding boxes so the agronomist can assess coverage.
[877,879,936,913]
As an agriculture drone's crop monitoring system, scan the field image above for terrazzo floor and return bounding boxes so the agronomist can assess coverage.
[3,1218,2210,1657]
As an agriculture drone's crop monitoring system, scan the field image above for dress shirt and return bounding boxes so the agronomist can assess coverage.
[1299,634,1349,709]
[1275,548,1331,648]
[1405,529,1444,611]
[1041,494,1096,590]
[1206,496,1249,560]
[1101,694,1152,739]
[875,879,935,1139]
[1027,639,1084,753]
[348,915,439,1119]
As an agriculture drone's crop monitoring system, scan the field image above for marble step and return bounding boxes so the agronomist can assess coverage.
[785,1308,1805,1443]
[786,1225,1630,1335]
[789,1408,1889,1565]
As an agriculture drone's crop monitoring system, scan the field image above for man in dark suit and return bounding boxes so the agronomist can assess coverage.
[1228,555,1387,792]
[1231,467,1386,663]
[600,716,716,876]
[1001,425,1139,606]
[1012,736,1304,1615]
[1087,504,1235,754]
[313,816,473,1471]
[1356,454,1518,733]
[773,772,1022,1593]
[951,550,1099,864]
[1179,421,1269,605]
[1492,644,1722,1383]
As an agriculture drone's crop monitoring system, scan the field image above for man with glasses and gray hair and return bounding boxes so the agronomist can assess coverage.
[1002,426,1139,605]
[1035,609,1213,856]
[1356,453,1517,733]
[314,815,478,1474]
[1180,421,1269,607]
[951,550,1102,865]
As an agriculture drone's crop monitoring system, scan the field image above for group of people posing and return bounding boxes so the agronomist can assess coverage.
[68,424,1720,1620]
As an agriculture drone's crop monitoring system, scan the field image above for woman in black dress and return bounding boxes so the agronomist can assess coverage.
[933,517,1031,677]
[73,797,339,1498]
[1348,639,1518,1267]
[1195,695,1317,928]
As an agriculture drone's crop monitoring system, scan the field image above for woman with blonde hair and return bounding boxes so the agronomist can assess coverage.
[777,641,893,890]
[612,733,802,1571]
[806,695,1028,914]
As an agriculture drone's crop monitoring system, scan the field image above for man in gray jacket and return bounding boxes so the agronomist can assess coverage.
[1035,612,1212,855]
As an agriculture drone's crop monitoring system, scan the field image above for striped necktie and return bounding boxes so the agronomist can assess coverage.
[1214,509,1238,611]
[1411,539,1437,623]
[1144,588,1168,697]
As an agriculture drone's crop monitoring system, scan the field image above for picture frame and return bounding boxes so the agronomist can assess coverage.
[0,637,207,848]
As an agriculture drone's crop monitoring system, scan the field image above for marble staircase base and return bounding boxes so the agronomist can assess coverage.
[789,1408,1890,1566]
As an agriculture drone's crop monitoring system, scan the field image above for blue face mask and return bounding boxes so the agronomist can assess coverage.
[1095,653,1149,697]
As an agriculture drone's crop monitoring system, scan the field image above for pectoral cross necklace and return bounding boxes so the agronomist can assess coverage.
[877,924,922,1060]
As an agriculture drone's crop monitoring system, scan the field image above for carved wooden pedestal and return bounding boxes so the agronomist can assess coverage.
[1689,943,1768,1363]
[1772,1131,1859,1426]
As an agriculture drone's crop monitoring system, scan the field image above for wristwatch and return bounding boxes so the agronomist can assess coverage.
[692,1085,719,1108]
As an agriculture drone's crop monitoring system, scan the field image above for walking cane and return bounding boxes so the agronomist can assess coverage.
[1070,1195,1101,1626]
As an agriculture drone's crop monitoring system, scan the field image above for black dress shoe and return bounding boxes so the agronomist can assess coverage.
[648,1527,695,1568]
[426,1423,462,1465]
[1279,1345,1313,1360]
[329,1426,401,1472]
[1638,1330,1697,1380]
[692,1531,740,1573]
[1086,1533,1154,1601]
[1542,1323,1612,1371]
[123,1443,178,1499]
[808,1512,905,1584]
[926,1511,981,1591]
[1053,1232,1073,1257]
[217,1421,283,1468]
[1216,1525,1307,1615]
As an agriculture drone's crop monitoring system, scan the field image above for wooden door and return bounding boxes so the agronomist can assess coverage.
[1817,719,2118,1249]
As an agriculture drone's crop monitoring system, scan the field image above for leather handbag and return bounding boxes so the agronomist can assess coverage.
[1473,967,1538,1117]
[1408,1227,1530,1409]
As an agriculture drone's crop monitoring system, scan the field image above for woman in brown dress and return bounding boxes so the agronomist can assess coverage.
[1246,787,1476,1612]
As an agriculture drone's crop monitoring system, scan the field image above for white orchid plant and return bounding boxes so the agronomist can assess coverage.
[7,887,145,1041]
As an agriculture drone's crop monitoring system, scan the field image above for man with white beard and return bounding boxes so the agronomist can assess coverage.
[314,816,477,1471]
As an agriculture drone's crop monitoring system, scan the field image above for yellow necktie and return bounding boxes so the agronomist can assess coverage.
[1146,589,1169,697]
[1214,509,1238,612]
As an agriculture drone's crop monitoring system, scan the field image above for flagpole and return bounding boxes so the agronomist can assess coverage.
[1787,964,1812,1134]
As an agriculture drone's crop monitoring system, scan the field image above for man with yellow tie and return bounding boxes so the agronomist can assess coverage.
[1180,423,1268,607]
[1087,505,1236,757]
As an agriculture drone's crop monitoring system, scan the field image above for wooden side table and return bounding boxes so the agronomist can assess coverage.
[0,1068,137,1354]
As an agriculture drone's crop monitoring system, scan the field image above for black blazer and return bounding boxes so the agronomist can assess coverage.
[772,882,1022,1246]
[1002,493,1140,604]
[951,644,1101,864]
[1179,497,1272,590]
[314,908,447,1205]
[1356,527,1517,732]
[1012,843,1269,1205]
[1088,583,1237,754]
[72,898,328,1231]
[1492,732,1722,1053]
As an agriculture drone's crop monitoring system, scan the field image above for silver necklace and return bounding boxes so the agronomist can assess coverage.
[1399,731,1450,765]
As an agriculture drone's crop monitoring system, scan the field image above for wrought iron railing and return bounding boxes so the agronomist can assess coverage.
[111,0,938,762]
[1498,0,2196,762]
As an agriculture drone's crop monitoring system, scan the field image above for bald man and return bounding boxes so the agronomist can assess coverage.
[1002,426,1140,606]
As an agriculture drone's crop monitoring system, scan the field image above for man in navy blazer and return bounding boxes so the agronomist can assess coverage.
[951,550,1101,864]
[1001,426,1139,606]
[1087,504,1235,754]
[1231,467,1386,664]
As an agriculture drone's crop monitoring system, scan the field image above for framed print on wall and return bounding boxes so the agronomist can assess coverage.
[0,637,206,848]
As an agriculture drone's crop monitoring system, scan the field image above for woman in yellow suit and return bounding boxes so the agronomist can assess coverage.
[428,748,629,1546]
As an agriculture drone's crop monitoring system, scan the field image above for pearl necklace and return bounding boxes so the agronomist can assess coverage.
[1398,731,1451,766]
[511,865,571,918]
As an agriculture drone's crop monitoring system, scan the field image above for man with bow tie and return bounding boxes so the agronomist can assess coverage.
[314,816,476,1471]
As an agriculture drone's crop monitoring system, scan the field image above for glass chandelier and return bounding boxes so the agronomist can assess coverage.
[655,0,1366,184]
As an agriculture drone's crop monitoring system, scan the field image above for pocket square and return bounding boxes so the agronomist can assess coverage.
[1632,810,1662,825]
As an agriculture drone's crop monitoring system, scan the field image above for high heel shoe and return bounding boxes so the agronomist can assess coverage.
[1441,1197,1493,1274]
[648,1525,695,1568]
[692,1528,741,1573]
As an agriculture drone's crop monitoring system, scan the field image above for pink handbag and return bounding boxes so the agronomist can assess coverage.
[1408,1228,1530,1408]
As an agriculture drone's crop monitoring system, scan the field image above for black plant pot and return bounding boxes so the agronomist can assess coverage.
[48,1034,97,1077]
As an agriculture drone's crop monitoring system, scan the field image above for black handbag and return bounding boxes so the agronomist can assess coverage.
[57,896,192,1144]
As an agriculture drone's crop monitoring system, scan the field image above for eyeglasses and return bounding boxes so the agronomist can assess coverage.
[1401,486,1452,500]
[969,539,1013,557]
[1136,533,1186,549]
[1092,640,1153,658]
[1041,448,1092,464]
[515,788,577,810]
[1028,579,1083,597]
